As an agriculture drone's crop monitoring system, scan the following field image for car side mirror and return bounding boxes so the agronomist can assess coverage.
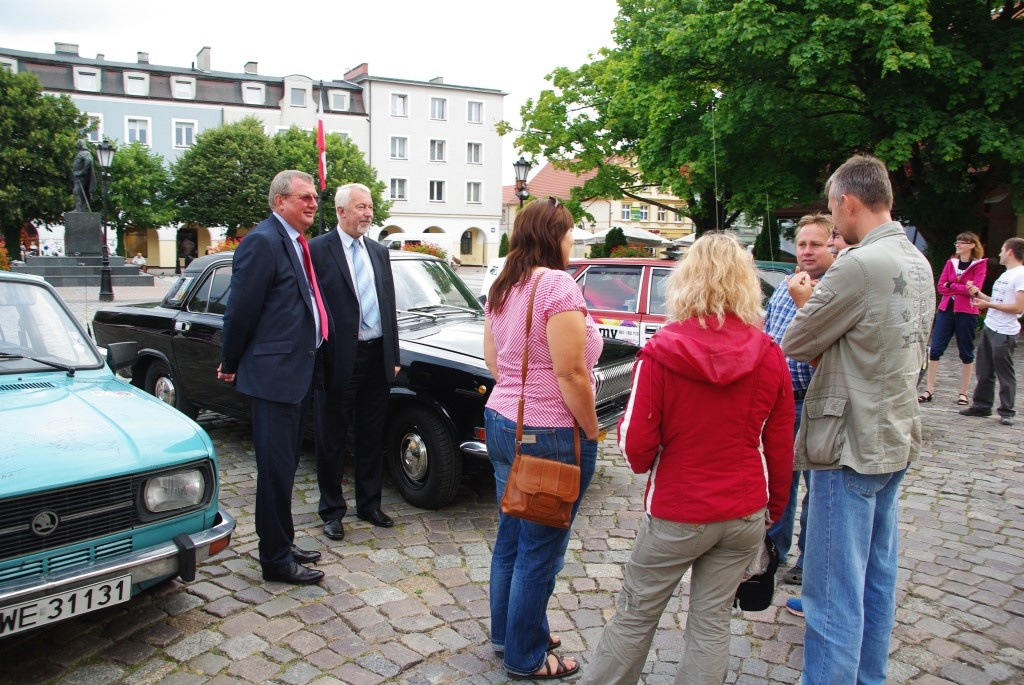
[104,341,139,372]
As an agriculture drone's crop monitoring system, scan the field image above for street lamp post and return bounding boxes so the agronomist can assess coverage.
[513,156,531,208]
[96,140,116,302]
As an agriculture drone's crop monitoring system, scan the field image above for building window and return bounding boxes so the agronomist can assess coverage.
[173,120,197,148]
[430,97,447,121]
[290,88,307,107]
[657,207,667,222]
[429,180,445,202]
[124,72,149,96]
[429,139,446,163]
[674,210,684,222]
[390,136,408,160]
[330,91,349,111]
[86,114,102,143]
[126,117,151,146]
[621,203,632,221]
[466,142,482,164]
[242,83,265,105]
[467,100,483,124]
[639,205,649,221]
[390,178,407,201]
[466,182,482,204]
[0,57,16,72]
[331,130,351,141]
[391,93,408,117]
[171,77,195,99]
[74,67,100,92]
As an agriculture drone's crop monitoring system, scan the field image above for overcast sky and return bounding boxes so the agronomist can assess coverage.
[0,0,621,184]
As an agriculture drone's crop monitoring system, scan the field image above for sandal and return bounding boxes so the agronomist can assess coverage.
[494,635,562,655]
[510,653,580,681]
[958,393,969,406]
[918,391,934,403]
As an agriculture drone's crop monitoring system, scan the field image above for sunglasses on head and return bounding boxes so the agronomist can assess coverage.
[545,196,561,222]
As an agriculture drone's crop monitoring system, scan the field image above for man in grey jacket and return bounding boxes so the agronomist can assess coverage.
[782,154,933,685]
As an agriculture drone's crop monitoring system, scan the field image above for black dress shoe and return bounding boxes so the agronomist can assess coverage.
[323,519,345,540]
[357,509,394,528]
[290,545,321,564]
[262,561,324,585]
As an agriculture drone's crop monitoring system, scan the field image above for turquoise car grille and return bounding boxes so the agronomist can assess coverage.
[0,476,138,563]
[0,539,134,583]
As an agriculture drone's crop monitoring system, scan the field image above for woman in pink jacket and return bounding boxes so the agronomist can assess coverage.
[919,232,987,406]
[581,233,794,685]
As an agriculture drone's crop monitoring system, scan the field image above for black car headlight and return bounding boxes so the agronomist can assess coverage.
[143,469,207,513]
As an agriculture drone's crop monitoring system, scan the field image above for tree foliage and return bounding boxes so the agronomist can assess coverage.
[169,117,278,237]
[0,69,87,249]
[271,126,389,235]
[518,0,1024,273]
[498,232,509,257]
[106,141,174,256]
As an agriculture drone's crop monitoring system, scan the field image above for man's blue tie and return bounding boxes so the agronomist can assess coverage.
[351,240,380,332]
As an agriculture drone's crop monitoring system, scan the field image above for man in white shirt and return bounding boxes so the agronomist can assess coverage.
[961,237,1024,425]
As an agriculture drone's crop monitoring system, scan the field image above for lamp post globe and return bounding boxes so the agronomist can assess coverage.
[96,140,117,302]
[512,156,532,209]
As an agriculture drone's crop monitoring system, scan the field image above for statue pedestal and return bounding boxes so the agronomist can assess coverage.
[65,212,103,256]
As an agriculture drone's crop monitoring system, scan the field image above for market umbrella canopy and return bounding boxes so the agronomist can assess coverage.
[592,226,672,246]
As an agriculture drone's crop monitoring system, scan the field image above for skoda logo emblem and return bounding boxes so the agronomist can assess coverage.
[31,511,60,537]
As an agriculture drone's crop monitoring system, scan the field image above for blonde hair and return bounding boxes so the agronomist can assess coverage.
[665,232,764,327]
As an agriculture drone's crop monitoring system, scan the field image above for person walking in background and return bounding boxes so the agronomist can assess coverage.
[782,154,933,685]
[919,232,986,406]
[483,197,602,681]
[765,214,835,588]
[218,170,328,585]
[309,183,400,542]
[960,237,1024,426]
[582,233,794,685]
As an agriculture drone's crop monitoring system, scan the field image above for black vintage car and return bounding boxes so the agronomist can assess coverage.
[92,251,638,509]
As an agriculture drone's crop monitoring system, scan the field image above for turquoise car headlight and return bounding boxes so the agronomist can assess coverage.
[144,470,206,512]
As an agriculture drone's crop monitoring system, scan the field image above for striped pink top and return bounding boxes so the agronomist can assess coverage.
[485,269,603,427]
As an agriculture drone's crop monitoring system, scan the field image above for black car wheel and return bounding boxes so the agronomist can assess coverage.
[386,406,462,509]
[145,360,199,420]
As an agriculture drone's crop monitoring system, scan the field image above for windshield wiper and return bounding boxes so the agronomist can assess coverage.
[397,309,439,322]
[0,352,77,376]
[408,304,481,316]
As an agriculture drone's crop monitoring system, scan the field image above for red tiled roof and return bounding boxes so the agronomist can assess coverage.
[502,162,599,205]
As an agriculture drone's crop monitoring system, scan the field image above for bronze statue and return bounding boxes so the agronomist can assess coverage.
[71,139,97,213]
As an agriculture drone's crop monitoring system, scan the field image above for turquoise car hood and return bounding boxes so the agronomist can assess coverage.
[0,370,214,496]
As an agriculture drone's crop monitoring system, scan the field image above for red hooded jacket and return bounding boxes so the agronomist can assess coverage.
[617,314,794,524]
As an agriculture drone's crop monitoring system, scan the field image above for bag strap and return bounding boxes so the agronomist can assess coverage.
[514,271,581,467]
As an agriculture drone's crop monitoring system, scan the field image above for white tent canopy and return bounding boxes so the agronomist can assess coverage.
[592,226,672,246]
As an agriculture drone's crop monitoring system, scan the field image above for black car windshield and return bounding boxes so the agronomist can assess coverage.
[393,259,483,315]
[0,280,103,372]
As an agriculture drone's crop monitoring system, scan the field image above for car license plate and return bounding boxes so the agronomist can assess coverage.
[0,575,132,636]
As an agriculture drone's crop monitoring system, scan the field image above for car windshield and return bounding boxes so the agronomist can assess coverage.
[0,280,103,372]
[392,259,483,314]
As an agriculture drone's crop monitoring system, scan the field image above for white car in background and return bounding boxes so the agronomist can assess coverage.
[478,257,505,303]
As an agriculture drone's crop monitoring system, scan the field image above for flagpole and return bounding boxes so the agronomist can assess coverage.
[316,81,327,236]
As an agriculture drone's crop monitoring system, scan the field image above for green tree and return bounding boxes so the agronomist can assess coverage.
[752,217,782,262]
[106,141,174,256]
[271,126,389,234]
[0,69,87,249]
[498,233,509,257]
[169,117,278,237]
[518,0,1024,275]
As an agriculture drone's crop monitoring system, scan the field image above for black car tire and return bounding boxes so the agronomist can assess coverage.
[144,359,199,420]
[386,406,462,509]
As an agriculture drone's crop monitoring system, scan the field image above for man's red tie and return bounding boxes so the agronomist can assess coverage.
[297,234,329,341]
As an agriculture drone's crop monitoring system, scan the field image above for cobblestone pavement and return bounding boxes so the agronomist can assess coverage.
[3,277,1022,684]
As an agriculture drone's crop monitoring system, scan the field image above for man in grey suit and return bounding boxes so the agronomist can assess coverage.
[218,170,328,585]
[309,183,400,541]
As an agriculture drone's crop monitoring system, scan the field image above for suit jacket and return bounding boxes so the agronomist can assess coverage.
[308,229,400,391]
[221,214,321,404]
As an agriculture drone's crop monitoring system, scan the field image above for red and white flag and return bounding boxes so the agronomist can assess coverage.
[316,90,327,191]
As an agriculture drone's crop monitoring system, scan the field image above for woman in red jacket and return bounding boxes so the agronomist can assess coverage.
[580,233,794,685]
[919,232,987,406]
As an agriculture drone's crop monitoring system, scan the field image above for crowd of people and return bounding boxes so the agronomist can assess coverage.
[213,156,1022,684]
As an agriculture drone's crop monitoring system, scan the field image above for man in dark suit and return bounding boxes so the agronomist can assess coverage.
[309,183,400,541]
[218,170,328,585]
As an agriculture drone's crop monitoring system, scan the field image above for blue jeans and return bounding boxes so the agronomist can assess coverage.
[768,399,805,565]
[802,467,906,685]
[929,306,978,364]
[485,408,597,676]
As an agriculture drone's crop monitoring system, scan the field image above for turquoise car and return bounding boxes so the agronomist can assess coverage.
[0,271,234,637]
